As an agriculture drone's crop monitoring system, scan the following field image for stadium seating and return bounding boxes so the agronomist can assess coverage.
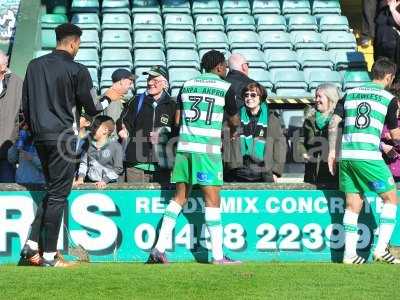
[88,67,99,89]
[169,68,201,96]
[257,15,286,32]
[264,49,300,70]
[226,14,256,32]
[71,13,101,31]
[102,14,132,32]
[342,70,371,90]
[195,15,225,32]
[37,0,360,96]
[164,14,194,31]
[252,0,281,15]
[102,0,131,14]
[306,69,342,92]
[272,69,309,97]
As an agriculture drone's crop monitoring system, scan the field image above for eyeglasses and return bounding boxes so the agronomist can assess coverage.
[148,77,164,85]
[244,92,258,98]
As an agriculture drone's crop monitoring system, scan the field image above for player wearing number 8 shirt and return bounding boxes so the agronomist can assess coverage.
[329,57,400,264]
[148,50,241,264]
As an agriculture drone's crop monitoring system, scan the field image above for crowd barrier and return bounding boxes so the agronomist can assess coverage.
[0,183,399,264]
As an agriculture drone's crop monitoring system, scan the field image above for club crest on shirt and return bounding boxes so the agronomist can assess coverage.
[160,114,169,125]
[102,149,111,159]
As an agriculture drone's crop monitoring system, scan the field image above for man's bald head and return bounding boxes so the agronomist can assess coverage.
[228,53,249,76]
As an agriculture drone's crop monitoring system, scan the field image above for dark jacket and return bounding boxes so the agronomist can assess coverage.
[226,70,256,108]
[225,110,287,182]
[118,91,177,167]
[300,107,338,185]
[374,5,400,66]
[22,50,109,142]
[0,72,22,160]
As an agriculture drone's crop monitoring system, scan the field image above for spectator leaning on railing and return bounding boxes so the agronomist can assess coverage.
[300,83,341,185]
[117,65,177,184]
[74,116,123,189]
[0,50,23,183]
[227,82,286,182]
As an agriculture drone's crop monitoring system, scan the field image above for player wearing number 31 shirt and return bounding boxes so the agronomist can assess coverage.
[329,57,400,265]
[148,50,241,264]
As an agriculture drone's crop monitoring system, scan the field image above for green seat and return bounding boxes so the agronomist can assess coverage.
[282,0,311,15]
[313,0,341,15]
[195,14,224,32]
[52,5,67,15]
[131,0,160,14]
[222,0,251,15]
[101,49,133,69]
[162,0,191,14]
[164,14,194,32]
[102,0,130,14]
[272,69,307,89]
[134,49,166,68]
[34,50,51,58]
[264,49,299,69]
[102,30,132,50]
[288,15,318,32]
[75,48,99,69]
[252,0,281,15]
[259,31,292,50]
[71,13,100,31]
[297,49,333,69]
[165,31,196,49]
[276,88,311,97]
[319,15,349,32]
[133,31,164,50]
[306,69,342,91]
[322,31,356,50]
[232,49,266,69]
[167,49,200,69]
[329,50,367,71]
[71,0,99,13]
[291,31,324,50]
[192,0,221,15]
[197,31,228,50]
[102,13,132,32]
[226,14,256,32]
[343,71,371,90]
[87,67,99,89]
[228,31,260,50]
[41,29,56,49]
[257,15,286,32]
[132,14,163,31]
[41,14,68,29]
[169,68,201,96]
[248,68,273,90]
[80,30,100,50]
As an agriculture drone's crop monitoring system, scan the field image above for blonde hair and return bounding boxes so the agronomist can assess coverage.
[315,83,342,113]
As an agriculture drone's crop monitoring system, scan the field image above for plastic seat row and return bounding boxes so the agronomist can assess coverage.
[41,29,357,52]
[70,0,341,16]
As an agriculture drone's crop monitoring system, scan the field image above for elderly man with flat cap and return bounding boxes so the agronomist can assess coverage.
[117,65,177,184]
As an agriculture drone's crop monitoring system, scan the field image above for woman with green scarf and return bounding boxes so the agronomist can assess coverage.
[232,82,272,182]
[301,83,342,185]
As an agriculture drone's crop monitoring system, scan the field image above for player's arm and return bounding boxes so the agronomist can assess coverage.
[386,98,400,140]
[225,86,240,131]
[76,68,122,116]
[327,99,344,175]
[174,88,183,127]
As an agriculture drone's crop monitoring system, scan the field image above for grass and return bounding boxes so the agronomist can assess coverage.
[0,262,399,299]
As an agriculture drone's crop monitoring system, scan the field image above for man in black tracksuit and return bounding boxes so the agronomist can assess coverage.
[20,24,122,267]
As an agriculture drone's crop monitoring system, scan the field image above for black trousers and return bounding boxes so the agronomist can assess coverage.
[28,140,76,253]
[362,0,378,39]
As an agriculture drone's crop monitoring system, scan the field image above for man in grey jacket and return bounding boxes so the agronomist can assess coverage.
[0,50,22,182]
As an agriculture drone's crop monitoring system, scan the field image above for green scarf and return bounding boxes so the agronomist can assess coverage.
[240,103,268,161]
[315,111,332,130]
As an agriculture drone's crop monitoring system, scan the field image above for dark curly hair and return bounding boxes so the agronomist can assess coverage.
[201,50,226,72]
